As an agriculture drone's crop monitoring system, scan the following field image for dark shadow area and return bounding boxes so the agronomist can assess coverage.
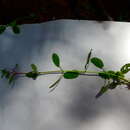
[62,77,111,123]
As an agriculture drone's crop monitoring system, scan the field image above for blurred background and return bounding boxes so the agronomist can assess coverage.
[0,20,130,130]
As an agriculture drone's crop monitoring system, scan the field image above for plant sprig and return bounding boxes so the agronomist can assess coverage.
[0,50,130,98]
[0,20,20,35]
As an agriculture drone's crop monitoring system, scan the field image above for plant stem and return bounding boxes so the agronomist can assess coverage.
[7,69,130,84]
[38,70,98,75]
[14,70,98,76]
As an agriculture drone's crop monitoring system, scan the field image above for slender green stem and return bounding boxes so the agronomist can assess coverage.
[14,70,99,77]
[11,70,130,84]
[38,70,98,75]
[39,70,130,84]
[2,69,130,86]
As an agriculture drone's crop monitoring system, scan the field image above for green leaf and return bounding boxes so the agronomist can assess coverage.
[8,20,17,26]
[98,72,110,79]
[98,71,118,80]
[96,86,109,98]
[5,71,10,79]
[8,75,14,84]
[31,64,37,72]
[85,49,92,70]
[49,75,62,90]
[0,26,6,34]
[115,71,124,78]
[91,57,104,69]
[26,72,38,80]
[52,53,60,67]
[108,82,118,89]
[0,69,10,79]
[12,25,20,34]
[1,69,6,78]
[108,71,118,79]
[63,71,79,79]
[120,63,130,74]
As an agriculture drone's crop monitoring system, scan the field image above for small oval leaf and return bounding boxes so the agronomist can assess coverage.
[63,71,79,79]
[91,57,104,69]
[12,25,20,34]
[31,64,37,72]
[52,53,60,67]
[0,26,6,34]
[26,72,38,80]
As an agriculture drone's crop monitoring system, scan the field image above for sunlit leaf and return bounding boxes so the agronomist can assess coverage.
[115,71,124,78]
[26,72,38,80]
[98,70,121,80]
[91,57,104,69]
[52,53,60,67]
[31,64,37,72]
[98,72,111,79]
[63,71,79,79]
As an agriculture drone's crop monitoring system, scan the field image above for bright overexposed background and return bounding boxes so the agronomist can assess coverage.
[0,20,130,130]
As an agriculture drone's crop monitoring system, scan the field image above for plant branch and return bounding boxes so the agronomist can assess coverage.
[1,51,130,98]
